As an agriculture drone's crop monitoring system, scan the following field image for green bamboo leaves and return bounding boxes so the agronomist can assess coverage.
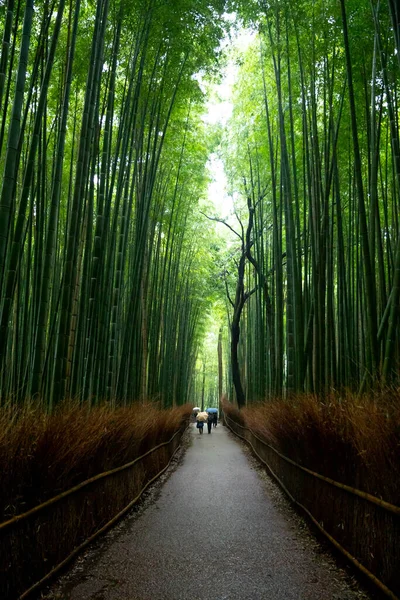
[0,0,227,407]
[222,0,400,400]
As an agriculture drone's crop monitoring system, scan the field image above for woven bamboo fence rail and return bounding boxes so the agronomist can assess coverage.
[0,425,187,600]
[225,415,400,600]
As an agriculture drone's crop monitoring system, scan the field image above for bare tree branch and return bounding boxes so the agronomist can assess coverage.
[199,211,242,240]
[224,274,235,308]
[234,210,245,244]
[244,286,258,301]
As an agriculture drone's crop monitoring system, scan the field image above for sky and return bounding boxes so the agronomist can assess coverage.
[202,24,256,220]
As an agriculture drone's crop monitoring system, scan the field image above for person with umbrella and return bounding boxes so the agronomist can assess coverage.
[207,412,213,434]
[206,407,218,429]
[196,411,208,434]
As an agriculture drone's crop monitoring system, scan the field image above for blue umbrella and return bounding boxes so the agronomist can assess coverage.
[206,407,218,413]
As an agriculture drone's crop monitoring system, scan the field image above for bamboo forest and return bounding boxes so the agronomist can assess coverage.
[1,1,400,599]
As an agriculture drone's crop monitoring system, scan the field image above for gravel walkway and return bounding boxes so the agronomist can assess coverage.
[45,424,372,600]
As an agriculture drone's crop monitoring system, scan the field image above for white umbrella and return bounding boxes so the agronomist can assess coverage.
[192,407,200,411]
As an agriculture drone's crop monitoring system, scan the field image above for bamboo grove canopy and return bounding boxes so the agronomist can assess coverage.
[218,0,400,403]
[0,0,227,408]
[1,0,400,409]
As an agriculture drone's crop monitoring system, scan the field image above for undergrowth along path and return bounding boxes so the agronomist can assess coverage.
[46,424,372,600]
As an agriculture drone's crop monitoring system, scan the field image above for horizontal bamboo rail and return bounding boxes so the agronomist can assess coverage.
[18,436,184,600]
[0,428,182,533]
[1,424,187,600]
[225,415,400,600]
[227,417,400,515]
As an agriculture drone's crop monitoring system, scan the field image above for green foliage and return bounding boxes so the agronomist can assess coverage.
[218,0,400,400]
[2,0,399,410]
[0,0,230,408]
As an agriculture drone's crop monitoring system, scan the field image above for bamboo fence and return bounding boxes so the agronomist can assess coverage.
[225,415,400,600]
[0,426,186,599]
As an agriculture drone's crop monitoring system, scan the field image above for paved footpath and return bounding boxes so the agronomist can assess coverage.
[47,424,370,600]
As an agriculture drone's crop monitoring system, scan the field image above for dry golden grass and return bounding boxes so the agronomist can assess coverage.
[0,402,192,519]
[222,392,400,504]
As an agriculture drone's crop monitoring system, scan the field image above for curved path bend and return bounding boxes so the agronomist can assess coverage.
[47,424,370,600]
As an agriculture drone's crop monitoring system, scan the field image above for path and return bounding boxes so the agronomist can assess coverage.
[47,424,370,600]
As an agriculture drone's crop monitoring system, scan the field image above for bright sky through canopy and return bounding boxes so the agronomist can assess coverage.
[203,21,255,219]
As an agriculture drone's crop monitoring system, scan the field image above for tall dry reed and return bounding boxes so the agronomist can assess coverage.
[222,393,400,504]
[0,402,191,520]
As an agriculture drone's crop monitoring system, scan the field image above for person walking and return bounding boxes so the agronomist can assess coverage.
[196,411,207,434]
[212,412,218,427]
[207,411,213,434]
